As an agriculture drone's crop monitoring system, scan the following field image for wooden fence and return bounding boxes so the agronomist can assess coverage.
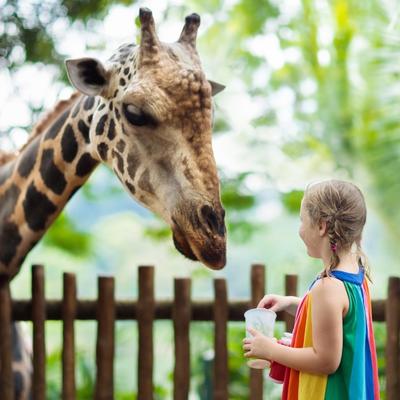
[0,263,399,399]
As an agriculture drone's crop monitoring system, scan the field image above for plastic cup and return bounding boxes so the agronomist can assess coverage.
[244,308,277,369]
[244,308,277,338]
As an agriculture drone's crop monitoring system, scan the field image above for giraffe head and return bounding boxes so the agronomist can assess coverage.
[65,8,226,269]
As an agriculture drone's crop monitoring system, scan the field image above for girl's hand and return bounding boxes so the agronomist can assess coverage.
[257,294,300,315]
[242,327,277,361]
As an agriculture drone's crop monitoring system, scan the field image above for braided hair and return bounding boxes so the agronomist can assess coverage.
[303,179,371,281]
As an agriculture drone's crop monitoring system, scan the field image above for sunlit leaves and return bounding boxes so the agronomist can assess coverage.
[43,212,92,255]
[221,184,255,211]
[281,189,304,214]
[230,0,279,37]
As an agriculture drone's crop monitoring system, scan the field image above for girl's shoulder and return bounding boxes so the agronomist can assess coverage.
[309,276,349,312]
[311,275,346,293]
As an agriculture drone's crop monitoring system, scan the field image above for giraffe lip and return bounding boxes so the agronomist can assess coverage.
[172,229,198,261]
[172,224,226,270]
[198,240,226,270]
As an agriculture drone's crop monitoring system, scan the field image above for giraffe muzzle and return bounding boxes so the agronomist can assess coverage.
[171,207,226,270]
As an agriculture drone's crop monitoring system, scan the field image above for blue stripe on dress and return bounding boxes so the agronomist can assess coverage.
[348,285,367,399]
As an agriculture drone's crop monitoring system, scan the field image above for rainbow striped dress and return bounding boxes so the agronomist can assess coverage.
[282,268,380,400]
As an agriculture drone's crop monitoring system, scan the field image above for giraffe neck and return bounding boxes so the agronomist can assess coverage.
[0,94,101,279]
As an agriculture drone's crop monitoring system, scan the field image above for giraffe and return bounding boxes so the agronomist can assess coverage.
[0,8,226,399]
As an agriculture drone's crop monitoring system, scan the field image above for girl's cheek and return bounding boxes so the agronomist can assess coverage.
[298,225,304,240]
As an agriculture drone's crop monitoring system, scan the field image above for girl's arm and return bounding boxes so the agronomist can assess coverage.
[286,296,301,316]
[257,295,301,316]
[244,277,347,375]
[271,278,346,374]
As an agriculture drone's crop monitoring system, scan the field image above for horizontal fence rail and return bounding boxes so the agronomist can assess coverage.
[8,300,388,322]
[0,263,398,400]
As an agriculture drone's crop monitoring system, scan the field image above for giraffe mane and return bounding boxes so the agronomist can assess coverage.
[0,91,82,166]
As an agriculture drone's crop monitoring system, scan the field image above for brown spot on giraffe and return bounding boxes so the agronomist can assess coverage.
[138,169,154,195]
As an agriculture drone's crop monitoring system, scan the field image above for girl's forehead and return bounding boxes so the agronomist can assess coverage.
[299,199,310,221]
[300,198,305,213]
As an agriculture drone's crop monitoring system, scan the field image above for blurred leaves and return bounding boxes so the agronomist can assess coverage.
[143,223,171,241]
[230,0,279,37]
[221,173,256,211]
[43,212,92,255]
[60,0,134,22]
[373,322,387,398]
[3,0,400,255]
[0,0,137,69]
[281,190,304,214]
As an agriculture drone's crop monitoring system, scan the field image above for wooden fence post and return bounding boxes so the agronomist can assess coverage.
[32,265,46,400]
[284,275,298,332]
[213,278,229,400]
[94,276,115,400]
[137,266,155,400]
[0,280,14,400]
[386,277,400,400]
[250,264,265,400]
[62,272,77,400]
[173,278,191,400]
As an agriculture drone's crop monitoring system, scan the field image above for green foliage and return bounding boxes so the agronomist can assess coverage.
[226,324,250,398]
[221,174,256,211]
[0,0,137,69]
[43,212,92,255]
[20,26,59,65]
[281,190,304,214]
[373,322,387,398]
[230,0,279,37]
[222,173,261,241]
[46,348,62,399]
[143,223,171,241]
[224,171,255,204]
[61,0,134,22]
[75,350,96,398]
[213,115,231,134]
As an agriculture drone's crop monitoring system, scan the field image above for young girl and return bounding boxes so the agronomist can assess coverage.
[243,179,380,399]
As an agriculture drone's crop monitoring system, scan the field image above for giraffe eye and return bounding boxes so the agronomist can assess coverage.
[122,103,155,127]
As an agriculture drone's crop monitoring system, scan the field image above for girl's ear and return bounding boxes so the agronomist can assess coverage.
[318,219,327,237]
[65,58,109,96]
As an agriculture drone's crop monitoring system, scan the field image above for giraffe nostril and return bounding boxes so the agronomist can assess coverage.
[200,205,225,236]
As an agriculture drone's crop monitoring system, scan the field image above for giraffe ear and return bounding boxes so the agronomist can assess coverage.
[208,80,225,96]
[65,58,109,97]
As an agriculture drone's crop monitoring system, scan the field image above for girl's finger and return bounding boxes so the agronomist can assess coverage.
[244,351,252,358]
[247,327,258,336]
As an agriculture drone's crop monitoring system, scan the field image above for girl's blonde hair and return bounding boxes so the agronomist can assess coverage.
[302,179,371,280]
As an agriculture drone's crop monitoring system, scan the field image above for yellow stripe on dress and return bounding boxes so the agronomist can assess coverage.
[298,293,328,400]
